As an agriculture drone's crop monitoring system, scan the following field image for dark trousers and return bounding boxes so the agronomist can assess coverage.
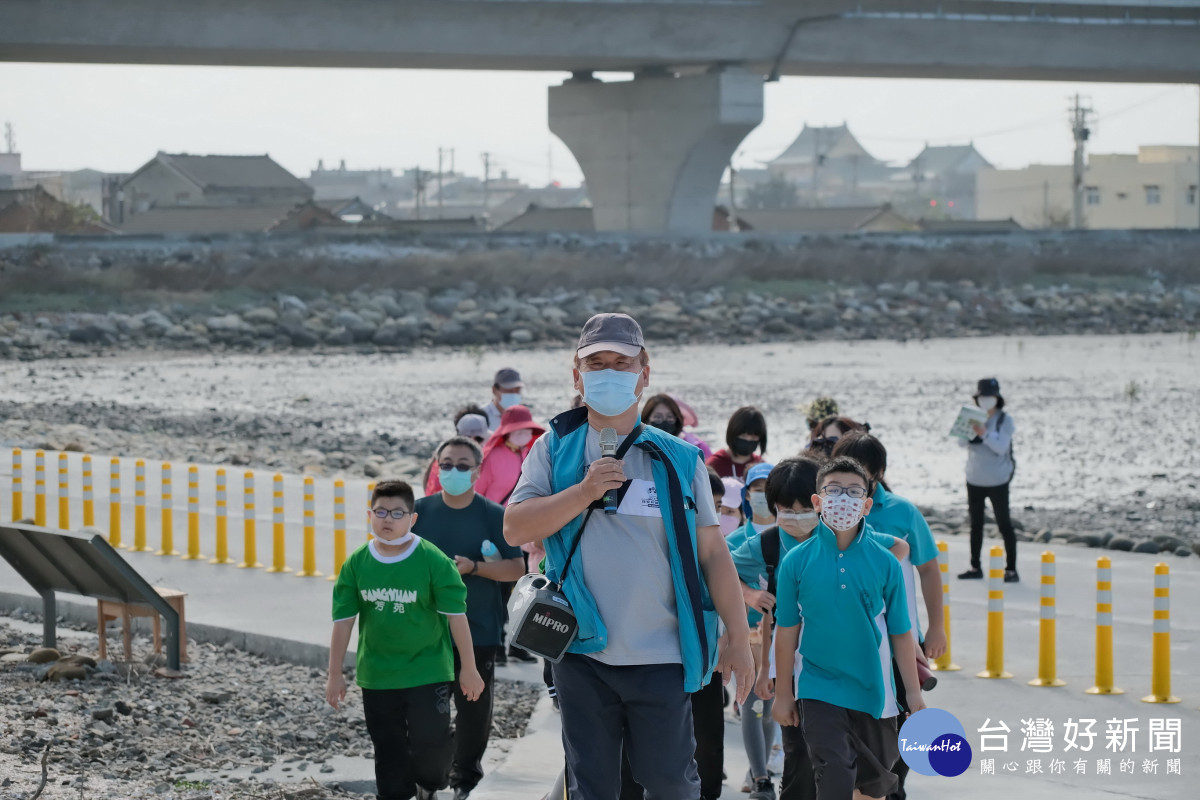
[554,654,700,799]
[967,481,1017,571]
[800,699,898,800]
[886,651,922,800]
[620,672,725,800]
[779,720,816,800]
[451,645,498,792]
[361,683,454,800]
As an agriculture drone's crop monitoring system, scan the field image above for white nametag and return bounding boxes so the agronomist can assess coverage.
[617,479,662,518]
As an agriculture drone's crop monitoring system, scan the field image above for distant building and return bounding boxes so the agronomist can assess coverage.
[977,145,1200,229]
[0,186,115,234]
[906,143,992,219]
[316,197,392,223]
[738,204,914,234]
[765,124,892,205]
[917,217,1023,234]
[116,201,341,235]
[122,152,313,214]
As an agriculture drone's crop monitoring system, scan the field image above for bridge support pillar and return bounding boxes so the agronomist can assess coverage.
[549,67,763,233]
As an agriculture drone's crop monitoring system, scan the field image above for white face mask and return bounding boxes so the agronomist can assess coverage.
[748,491,772,519]
[507,429,533,448]
[977,396,997,411]
[776,510,818,524]
[820,494,867,532]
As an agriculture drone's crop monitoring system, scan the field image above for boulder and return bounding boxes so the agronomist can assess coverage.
[1131,540,1161,554]
[27,647,61,664]
[242,307,279,325]
[1107,536,1134,552]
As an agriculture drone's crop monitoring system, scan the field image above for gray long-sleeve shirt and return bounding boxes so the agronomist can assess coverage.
[963,410,1016,487]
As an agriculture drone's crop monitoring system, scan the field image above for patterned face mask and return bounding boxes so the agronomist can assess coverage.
[820,493,866,532]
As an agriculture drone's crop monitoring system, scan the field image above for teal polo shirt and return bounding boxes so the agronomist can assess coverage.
[727,520,773,627]
[774,519,911,719]
[731,527,899,599]
[865,485,937,643]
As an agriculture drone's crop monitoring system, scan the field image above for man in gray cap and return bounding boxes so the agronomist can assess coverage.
[504,312,753,799]
[482,367,525,430]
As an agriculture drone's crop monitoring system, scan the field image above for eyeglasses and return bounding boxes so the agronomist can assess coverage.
[438,462,474,472]
[372,508,412,520]
[820,485,867,499]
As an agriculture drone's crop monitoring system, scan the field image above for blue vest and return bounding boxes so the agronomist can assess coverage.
[541,406,719,693]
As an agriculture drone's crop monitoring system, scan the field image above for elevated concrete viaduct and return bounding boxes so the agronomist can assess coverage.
[3,0,1198,232]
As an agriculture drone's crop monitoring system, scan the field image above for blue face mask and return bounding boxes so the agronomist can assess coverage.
[499,392,523,409]
[581,368,642,417]
[440,467,476,496]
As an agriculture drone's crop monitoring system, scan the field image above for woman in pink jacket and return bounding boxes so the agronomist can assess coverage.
[474,405,546,506]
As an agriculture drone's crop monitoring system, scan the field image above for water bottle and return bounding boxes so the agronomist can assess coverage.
[481,540,501,562]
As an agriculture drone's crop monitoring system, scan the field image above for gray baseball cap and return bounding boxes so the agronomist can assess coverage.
[576,313,644,358]
[493,367,523,389]
[456,413,490,440]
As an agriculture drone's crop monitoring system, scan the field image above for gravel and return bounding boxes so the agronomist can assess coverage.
[0,618,541,800]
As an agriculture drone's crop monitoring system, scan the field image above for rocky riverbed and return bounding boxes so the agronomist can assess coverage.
[0,616,540,800]
[1,334,1197,557]
[2,279,1198,362]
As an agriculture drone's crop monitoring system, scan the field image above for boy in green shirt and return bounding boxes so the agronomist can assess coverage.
[326,480,485,800]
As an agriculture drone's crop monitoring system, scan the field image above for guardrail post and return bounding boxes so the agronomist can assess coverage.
[296,476,322,577]
[11,448,23,521]
[131,459,149,552]
[108,458,122,548]
[238,471,262,569]
[1029,551,1066,687]
[82,455,95,528]
[266,474,290,573]
[932,540,961,671]
[977,546,1012,679]
[329,479,347,581]
[57,453,70,530]
[1142,563,1181,704]
[182,465,204,560]
[211,468,233,564]
[1086,556,1123,695]
[158,462,178,556]
[34,450,46,526]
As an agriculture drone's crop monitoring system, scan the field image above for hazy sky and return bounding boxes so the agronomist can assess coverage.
[3,63,1198,186]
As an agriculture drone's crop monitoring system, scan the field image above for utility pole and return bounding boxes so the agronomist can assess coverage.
[413,166,425,221]
[437,148,444,219]
[1069,93,1094,230]
[3,122,14,153]
[1042,181,1050,228]
[481,152,492,227]
[810,127,821,207]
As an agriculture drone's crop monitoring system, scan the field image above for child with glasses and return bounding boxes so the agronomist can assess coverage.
[771,457,925,800]
[326,480,484,800]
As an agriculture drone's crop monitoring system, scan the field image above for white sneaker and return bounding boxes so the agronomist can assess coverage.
[767,744,784,776]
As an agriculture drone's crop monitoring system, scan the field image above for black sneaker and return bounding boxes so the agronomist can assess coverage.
[957,568,984,579]
[748,777,776,800]
[1004,569,1019,583]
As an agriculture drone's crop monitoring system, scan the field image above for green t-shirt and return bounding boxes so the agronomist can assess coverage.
[331,537,468,690]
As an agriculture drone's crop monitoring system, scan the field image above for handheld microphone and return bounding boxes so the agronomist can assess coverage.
[599,427,619,515]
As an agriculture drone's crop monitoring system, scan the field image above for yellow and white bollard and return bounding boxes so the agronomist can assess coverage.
[1086,556,1123,694]
[1029,551,1066,687]
[158,462,178,556]
[932,541,961,671]
[57,453,70,530]
[267,474,290,573]
[238,471,262,569]
[366,481,376,541]
[329,479,347,580]
[108,458,122,548]
[11,448,23,521]
[211,468,233,565]
[977,546,1012,679]
[182,465,204,560]
[34,450,46,526]
[82,455,95,528]
[131,459,149,552]
[296,476,322,577]
[1142,563,1181,704]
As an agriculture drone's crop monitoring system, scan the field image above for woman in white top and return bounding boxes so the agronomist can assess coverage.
[958,377,1019,583]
